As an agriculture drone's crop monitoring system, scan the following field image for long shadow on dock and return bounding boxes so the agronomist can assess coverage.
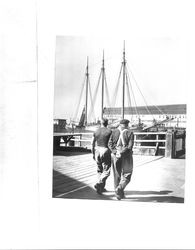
[125,195,184,203]
[116,190,184,203]
[53,152,185,203]
[53,170,183,203]
[53,170,112,200]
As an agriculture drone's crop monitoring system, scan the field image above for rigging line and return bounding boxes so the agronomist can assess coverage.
[74,74,86,118]
[125,72,132,108]
[125,73,134,122]
[126,63,155,119]
[88,71,102,118]
[88,78,96,121]
[111,63,123,107]
[126,63,166,116]
[104,72,111,107]
[88,70,102,119]
[89,55,113,69]
[151,103,166,116]
[73,75,86,121]
[126,69,140,119]
[127,63,165,117]
[127,62,165,116]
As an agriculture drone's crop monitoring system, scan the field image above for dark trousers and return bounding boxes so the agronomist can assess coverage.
[111,153,133,190]
[95,147,111,187]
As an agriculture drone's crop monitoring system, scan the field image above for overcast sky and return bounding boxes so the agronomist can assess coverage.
[54,36,187,121]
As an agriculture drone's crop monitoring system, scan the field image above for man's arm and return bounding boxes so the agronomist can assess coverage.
[128,132,134,151]
[120,131,134,155]
[108,131,117,154]
[91,133,96,159]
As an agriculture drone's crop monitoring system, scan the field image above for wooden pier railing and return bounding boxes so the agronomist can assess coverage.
[53,130,186,158]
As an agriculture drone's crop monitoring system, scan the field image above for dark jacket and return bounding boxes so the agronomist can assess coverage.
[108,128,134,155]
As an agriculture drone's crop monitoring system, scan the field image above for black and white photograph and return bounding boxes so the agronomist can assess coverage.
[1,0,195,249]
[53,36,186,203]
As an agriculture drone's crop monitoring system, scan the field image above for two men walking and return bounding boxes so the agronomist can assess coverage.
[92,118,134,200]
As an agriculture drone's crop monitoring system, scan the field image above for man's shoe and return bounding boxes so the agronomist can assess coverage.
[94,183,102,194]
[121,191,125,199]
[115,186,124,200]
[102,187,107,192]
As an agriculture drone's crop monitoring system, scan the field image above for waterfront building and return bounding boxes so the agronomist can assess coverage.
[104,104,186,129]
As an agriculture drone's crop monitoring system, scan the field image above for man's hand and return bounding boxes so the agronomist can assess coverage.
[116,151,121,158]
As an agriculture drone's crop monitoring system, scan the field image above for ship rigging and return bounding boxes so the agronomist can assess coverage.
[71,41,173,131]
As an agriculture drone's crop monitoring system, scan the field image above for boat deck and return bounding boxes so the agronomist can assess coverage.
[53,151,185,203]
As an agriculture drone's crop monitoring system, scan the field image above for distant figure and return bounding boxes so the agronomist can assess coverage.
[108,119,134,200]
[91,118,112,194]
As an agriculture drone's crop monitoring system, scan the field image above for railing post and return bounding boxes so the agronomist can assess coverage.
[79,134,82,147]
[165,131,175,158]
[182,131,186,152]
[156,134,159,146]
[68,136,74,147]
[154,134,159,156]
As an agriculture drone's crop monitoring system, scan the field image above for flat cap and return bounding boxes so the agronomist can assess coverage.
[120,119,129,125]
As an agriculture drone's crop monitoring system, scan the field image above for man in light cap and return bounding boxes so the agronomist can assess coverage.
[92,118,112,194]
[108,119,134,200]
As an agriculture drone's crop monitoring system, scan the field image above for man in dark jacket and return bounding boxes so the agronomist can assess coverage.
[92,118,112,194]
[108,119,134,200]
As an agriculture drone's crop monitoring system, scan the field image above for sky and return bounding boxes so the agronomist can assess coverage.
[54,36,187,121]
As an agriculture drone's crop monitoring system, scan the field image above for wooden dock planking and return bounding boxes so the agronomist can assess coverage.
[53,153,96,196]
[54,173,96,189]
[53,153,164,198]
[53,149,185,202]
[53,182,89,196]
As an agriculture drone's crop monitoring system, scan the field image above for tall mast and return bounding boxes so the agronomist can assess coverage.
[85,57,89,125]
[101,50,105,119]
[122,41,126,119]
